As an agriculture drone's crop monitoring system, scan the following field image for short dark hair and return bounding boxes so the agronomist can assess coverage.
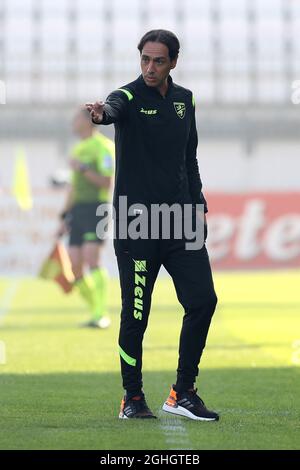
[137,29,180,61]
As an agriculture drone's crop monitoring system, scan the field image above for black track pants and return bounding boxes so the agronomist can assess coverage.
[114,231,217,396]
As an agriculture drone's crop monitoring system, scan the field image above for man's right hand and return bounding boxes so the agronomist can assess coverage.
[85,101,105,124]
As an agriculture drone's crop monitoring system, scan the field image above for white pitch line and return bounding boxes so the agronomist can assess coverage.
[0,280,19,324]
[158,410,192,450]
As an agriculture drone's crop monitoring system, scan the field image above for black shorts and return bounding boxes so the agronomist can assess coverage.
[68,202,106,247]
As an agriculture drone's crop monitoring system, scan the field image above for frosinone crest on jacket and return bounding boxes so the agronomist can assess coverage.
[173,102,186,119]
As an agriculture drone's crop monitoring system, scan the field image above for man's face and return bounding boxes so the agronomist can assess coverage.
[140,41,177,88]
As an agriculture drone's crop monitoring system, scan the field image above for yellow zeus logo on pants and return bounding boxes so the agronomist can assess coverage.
[133,259,147,321]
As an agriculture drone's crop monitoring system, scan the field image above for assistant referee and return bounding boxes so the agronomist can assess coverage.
[86,30,218,420]
[58,108,114,329]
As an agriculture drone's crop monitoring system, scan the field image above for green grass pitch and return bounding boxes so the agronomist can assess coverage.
[0,271,299,450]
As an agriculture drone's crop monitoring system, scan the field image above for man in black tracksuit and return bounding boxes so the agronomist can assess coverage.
[86,29,219,421]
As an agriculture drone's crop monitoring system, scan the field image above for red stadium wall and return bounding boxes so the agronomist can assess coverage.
[206,193,300,269]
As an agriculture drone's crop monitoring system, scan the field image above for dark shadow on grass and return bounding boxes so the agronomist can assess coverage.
[0,368,299,450]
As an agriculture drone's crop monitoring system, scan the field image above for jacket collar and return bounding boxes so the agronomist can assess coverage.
[137,74,174,99]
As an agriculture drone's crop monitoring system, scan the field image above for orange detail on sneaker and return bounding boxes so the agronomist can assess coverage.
[120,398,125,413]
[166,387,178,407]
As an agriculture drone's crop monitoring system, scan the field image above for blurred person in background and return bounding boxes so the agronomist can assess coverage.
[58,108,114,329]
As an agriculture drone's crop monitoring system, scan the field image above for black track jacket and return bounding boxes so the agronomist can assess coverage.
[94,74,208,216]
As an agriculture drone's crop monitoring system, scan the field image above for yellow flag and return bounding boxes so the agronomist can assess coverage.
[12,148,33,210]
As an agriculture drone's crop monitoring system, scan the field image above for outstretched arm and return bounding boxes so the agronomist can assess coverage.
[85,90,129,125]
